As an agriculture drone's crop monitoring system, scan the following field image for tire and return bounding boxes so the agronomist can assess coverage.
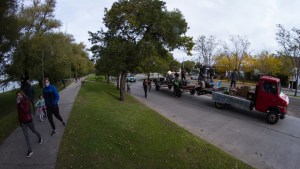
[168,85,172,89]
[266,110,279,124]
[190,89,196,95]
[215,102,224,109]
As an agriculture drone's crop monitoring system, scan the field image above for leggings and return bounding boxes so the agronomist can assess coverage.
[47,105,64,130]
[20,121,41,152]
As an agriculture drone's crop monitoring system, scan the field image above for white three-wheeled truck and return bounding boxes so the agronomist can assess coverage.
[212,76,289,124]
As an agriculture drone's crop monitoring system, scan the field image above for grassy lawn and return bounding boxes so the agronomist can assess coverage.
[0,90,19,144]
[56,78,253,169]
[0,80,72,144]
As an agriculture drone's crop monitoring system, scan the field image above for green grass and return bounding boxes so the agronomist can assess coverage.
[0,90,19,144]
[0,80,72,144]
[56,78,253,169]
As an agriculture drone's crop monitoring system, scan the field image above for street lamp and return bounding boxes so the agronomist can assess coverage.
[41,46,53,86]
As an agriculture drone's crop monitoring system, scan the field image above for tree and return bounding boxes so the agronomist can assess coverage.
[0,0,20,77]
[228,35,250,71]
[215,35,250,78]
[276,24,300,96]
[18,0,61,36]
[89,0,194,101]
[214,52,233,74]
[254,51,281,76]
[7,0,61,83]
[5,0,93,85]
[182,60,195,74]
[194,35,218,66]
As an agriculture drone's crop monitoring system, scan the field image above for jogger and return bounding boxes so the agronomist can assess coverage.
[43,77,66,136]
[47,105,65,132]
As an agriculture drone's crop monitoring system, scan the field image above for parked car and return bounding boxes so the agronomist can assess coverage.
[127,75,136,82]
[190,74,198,80]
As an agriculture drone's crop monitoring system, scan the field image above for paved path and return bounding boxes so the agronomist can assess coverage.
[130,77,300,169]
[0,80,82,169]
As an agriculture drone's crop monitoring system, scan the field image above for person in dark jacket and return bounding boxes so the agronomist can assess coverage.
[43,78,66,136]
[230,69,239,88]
[16,90,42,158]
[21,79,35,114]
[143,79,148,98]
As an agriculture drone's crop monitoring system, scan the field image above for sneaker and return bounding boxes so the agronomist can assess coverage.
[62,122,66,126]
[26,151,33,158]
[51,130,57,136]
[38,138,42,144]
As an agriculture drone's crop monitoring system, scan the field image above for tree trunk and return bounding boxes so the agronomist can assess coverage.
[107,74,110,84]
[119,71,126,101]
[116,75,120,90]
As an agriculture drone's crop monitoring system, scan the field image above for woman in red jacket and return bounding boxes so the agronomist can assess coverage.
[16,90,42,158]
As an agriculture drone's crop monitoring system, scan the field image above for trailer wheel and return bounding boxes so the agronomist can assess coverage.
[266,110,279,124]
[215,102,224,109]
[190,89,196,95]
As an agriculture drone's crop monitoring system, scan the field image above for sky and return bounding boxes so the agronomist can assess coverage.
[54,0,300,61]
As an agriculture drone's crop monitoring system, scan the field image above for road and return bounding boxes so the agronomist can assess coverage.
[131,74,300,169]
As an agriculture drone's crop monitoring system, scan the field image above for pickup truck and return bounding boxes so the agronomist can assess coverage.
[212,76,289,124]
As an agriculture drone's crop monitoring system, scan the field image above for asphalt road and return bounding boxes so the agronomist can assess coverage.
[132,74,300,169]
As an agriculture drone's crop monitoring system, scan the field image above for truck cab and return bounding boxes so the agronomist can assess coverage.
[255,76,289,124]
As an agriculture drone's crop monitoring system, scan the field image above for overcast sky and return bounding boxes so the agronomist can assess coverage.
[54,0,300,61]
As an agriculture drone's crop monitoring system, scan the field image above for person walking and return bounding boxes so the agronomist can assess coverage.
[143,79,148,98]
[127,81,131,94]
[230,69,238,88]
[148,78,152,91]
[35,95,47,121]
[43,77,66,136]
[16,90,42,158]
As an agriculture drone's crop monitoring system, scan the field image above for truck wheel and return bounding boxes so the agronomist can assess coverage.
[190,89,196,95]
[215,102,224,109]
[266,110,279,124]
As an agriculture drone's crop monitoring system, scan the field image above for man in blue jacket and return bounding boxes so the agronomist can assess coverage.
[43,77,66,136]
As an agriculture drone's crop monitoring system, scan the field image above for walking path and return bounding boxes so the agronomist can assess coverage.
[0,80,82,169]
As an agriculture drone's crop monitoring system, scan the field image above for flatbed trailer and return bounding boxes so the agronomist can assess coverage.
[212,92,253,111]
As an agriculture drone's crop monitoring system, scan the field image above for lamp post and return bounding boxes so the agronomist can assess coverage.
[41,46,53,86]
[42,50,44,85]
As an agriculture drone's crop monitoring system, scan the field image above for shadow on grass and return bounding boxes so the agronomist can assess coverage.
[104,91,120,101]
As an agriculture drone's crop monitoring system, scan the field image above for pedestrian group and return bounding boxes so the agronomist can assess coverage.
[16,77,66,158]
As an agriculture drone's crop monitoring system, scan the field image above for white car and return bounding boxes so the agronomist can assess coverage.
[190,75,198,80]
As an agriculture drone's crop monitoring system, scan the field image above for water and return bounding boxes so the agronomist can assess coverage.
[0,79,38,93]
[0,81,21,93]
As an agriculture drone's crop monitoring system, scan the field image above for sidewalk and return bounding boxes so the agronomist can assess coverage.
[0,80,82,169]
